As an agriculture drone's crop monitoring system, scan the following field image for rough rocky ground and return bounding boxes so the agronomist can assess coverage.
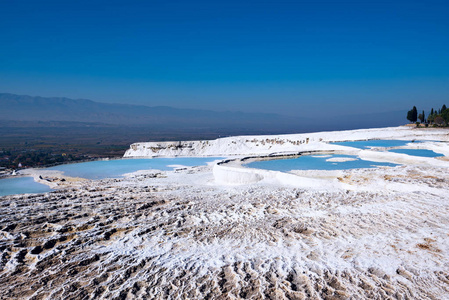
[1,164,449,299]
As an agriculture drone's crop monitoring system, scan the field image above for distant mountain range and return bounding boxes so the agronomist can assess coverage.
[0,93,405,134]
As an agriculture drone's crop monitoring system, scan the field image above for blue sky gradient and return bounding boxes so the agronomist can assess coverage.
[1,0,448,117]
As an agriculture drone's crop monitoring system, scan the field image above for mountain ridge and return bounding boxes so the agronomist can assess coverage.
[0,92,405,133]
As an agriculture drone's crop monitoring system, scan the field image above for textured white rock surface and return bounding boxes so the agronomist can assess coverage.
[124,126,449,157]
[1,127,449,299]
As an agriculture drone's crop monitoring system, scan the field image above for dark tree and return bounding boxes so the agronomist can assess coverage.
[418,112,424,123]
[428,111,435,124]
[442,104,447,112]
[442,109,449,124]
[407,110,413,122]
[412,106,418,122]
[407,106,418,123]
[435,116,445,126]
[431,108,434,116]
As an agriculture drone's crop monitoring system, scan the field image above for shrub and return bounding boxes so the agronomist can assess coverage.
[434,116,445,126]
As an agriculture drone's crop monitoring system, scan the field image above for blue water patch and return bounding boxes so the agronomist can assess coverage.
[245,154,398,172]
[0,177,53,197]
[46,157,224,180]
[331,140,417,149]
[388,149,444,158]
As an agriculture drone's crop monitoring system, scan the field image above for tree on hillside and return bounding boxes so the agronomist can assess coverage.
[407,110,413,122]
[418,110,425,123]
[428,108,435,124]
[435,116,445,126]
[442,104,447,112]
[442,108,449,124]
[407,106,418,123]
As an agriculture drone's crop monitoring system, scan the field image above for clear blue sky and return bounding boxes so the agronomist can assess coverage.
[0,0,448,117]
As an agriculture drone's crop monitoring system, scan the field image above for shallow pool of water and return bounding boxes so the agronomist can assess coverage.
[388,149,444,157]
[46,157,224,180]
[0,177,53,197]
[245,154,398,172]
[331,140,417,149]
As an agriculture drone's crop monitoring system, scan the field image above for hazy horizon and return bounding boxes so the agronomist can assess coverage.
[0,92,406,133]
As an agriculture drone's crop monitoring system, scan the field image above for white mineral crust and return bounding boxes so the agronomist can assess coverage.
[1,126,449,299]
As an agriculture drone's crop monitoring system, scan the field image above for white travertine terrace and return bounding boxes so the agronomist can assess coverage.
[124,126,449,158]
[1,126,449,299]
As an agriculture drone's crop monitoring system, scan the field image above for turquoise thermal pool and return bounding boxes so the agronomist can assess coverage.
[0,177,53,197]
[46,157,224,180]
[331,140,417,149]
[245,154,398,172]
[388,149,444,158]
